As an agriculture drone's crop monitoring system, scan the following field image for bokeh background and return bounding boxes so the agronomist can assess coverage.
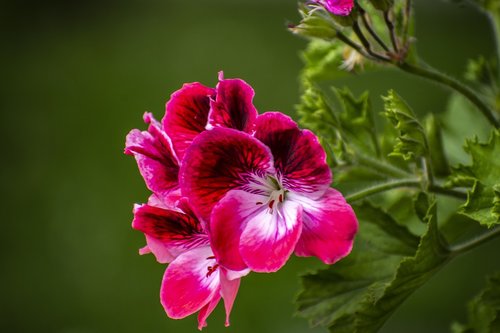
[2,0,499,332]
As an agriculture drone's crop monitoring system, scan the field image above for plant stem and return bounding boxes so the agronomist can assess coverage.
[336,31,373,60]
[402,0,412,47]
[345,178,467,202]
[448,226,500,255]
[428,184,467,200]
[398,62,500,128]
[352,21,391,62]
[383,10,400,54]
[358,6,390,52]
[346,178,421,202]
[487,12,500,81]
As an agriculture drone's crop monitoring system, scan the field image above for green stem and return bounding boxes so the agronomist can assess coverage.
[487,12,500,81]
[336,31,373,60]
[346,178,420,202]
[448,226,500,255]
[383,10,400,54]
[352,21,391,62]
[428,184,467,200]
[402,0,412,47]
[398,62,500,128]
[358,6,390,52]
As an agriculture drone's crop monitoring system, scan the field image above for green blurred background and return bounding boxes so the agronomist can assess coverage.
[1,0,499,332]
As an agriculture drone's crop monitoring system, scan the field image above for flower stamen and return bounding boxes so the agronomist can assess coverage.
[206,264,219,278]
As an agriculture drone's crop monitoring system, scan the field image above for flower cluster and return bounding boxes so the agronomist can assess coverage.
[125,72,358,329]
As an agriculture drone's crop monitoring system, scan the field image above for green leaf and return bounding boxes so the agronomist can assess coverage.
[335,87,380,156]
[382,90,428,161]
[452,273,500,333]
[424,113,450,176]
[296,201,450,333]
[448,130,500,227]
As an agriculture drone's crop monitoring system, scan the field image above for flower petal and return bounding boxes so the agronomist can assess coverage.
[132,204,209,262]
[161,246,221,319]
[181,127,274,223]
[319,0,354,16]
[163,83,215,161]
[219,268,241,327]
[125,112,179,197]
[140,235,176,263]
[207,73,258,132]
[254,112,332,198]
[211,189,302,273]
[291,188,358,264]
[197,293,221,330]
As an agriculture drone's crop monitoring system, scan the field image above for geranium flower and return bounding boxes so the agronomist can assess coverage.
[313,0,354,16]
[132,196,247,330]
[181,112,358,273]
[125,73,258,200]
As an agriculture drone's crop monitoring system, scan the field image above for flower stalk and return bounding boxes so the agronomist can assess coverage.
[448,226,500,255]
[398,62,500,128]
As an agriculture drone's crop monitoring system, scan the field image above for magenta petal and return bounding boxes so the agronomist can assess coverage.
[240,199,303,272]
[318,0,354,16]
[207,76,258,132]
[125,112,179,197]
[143,235,175,263]
[132,204,209,261]
[161,246,221,319]
[210,191,256,271]
[254,112,331,198]
[181,127,274,223]
[197,293,221,330]
[292,188,358,264]
[219,269,241,327]
[211,189,302,273]
[163,83,215,161]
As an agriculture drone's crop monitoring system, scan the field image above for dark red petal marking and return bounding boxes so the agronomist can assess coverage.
[163,82,215,160]
[254,112,332,196]
[132,204,206,246]
[207,78,258,132]
[125,113,179,196]
[180,127,274,223]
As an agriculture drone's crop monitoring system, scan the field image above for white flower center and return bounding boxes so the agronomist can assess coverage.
[256,176,287,214]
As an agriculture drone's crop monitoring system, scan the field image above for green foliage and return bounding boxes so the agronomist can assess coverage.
[294,2,500,332]
[382,90,428,161]
[424,114,450,176]
[301,40,346,81]
[448,130,500,227]
[296,201,450,333]
[452,273,500,333]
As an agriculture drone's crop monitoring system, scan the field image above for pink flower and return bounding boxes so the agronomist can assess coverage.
[181,112,358,273]
[125,73,258,200]
[132,196,247,330]
[314,0,354,16]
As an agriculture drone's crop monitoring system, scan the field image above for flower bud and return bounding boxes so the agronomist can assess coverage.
[290,5,338,40]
